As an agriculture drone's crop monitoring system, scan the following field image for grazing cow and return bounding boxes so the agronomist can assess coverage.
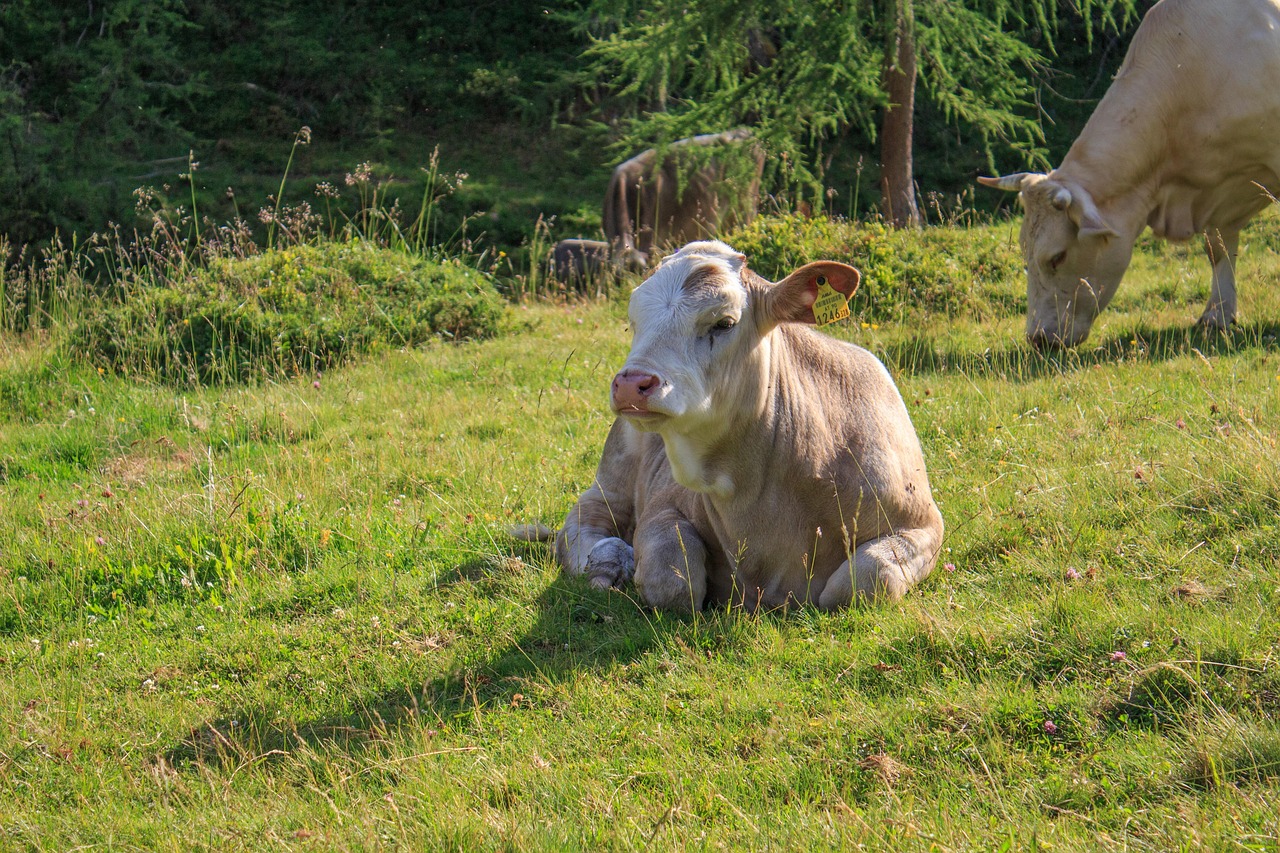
[552,239,612,290]
[979,0,1280,347]
[604,130,765,271]
[549,241,943,611]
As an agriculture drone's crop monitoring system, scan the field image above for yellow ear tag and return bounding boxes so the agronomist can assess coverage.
[812,275,850,326]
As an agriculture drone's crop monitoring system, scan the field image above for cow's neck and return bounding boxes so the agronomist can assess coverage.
[658,328,812,508]
[661,432,737,500]
[657,334,784,503]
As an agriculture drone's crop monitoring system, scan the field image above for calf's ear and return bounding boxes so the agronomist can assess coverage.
[763,261,861,325]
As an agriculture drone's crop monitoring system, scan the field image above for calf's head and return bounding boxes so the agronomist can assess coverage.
[979,172,1132,347]
[612,241,860,434]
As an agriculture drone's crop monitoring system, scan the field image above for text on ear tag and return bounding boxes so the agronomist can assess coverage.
[812,277,850,326]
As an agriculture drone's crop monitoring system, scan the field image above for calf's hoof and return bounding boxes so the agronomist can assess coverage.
[584,537,635,589]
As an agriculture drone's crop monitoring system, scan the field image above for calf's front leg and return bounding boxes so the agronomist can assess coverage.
[632,508,709,612]
[556,484,637,589]
[555,420,642,589]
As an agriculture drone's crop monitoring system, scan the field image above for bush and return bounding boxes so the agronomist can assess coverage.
[70,241,506,385]
[725,214,1022,321]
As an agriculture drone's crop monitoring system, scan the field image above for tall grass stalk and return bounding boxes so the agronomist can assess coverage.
[267,126,312,249]
[186,149,201,245]
[413,147,443,253]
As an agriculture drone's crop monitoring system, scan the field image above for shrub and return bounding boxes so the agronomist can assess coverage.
[70,241,506,385]
[725,214,1022,321]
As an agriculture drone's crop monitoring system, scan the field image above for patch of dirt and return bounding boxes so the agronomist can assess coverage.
[859,752,911,785]
[102,438,194,485]
[1170,580,1215,602]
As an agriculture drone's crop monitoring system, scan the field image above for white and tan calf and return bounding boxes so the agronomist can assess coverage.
[553,241,943,612]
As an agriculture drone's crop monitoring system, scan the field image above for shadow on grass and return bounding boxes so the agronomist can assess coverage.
[879,321,1280,382]
[164,546,701,769]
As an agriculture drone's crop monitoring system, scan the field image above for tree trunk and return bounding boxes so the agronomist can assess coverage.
[880,0,919,228]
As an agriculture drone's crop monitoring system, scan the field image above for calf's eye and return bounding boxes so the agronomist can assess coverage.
[712,317,737,332]
[1047,250,1067,271]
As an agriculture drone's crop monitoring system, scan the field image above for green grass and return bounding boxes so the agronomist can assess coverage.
[69,241,507,386]
[2,215,1280,849]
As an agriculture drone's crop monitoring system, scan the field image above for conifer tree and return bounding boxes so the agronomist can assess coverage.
[582,0,1138,226]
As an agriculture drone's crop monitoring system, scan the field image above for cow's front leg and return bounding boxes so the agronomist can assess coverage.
[1199,227,1240,330]
[555,420,641,586]
[556,485,636,588]
[633,509,709,612]
[818,522,943,608]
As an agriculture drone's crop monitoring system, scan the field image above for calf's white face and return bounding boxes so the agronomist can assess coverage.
[611,242,752,433]
[610,240,861,441]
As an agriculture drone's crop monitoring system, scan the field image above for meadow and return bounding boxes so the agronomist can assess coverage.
[1,207,1278,849]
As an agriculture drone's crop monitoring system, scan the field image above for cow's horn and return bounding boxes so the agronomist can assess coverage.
[977,173,1032,192]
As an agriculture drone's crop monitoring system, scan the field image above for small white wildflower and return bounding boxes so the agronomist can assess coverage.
[195,625,206,633]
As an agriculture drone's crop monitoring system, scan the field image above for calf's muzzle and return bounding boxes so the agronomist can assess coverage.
[612,370,661,414]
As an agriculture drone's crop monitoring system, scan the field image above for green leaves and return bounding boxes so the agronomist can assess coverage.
[578,0,1137,199]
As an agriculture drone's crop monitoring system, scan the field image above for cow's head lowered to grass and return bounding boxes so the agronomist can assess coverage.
[978,172,1132,348]
[611,241,859,473]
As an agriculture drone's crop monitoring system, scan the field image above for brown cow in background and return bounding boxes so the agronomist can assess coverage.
[603,129,765,271]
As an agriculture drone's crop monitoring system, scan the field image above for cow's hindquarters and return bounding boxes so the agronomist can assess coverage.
[817,510,944,608]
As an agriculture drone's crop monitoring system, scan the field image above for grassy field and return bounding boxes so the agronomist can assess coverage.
[1,216,1279,849]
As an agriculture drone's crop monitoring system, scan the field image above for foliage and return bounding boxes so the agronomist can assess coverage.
[0,0,594,247]
[576,0,1139,200]
[0,0,201,247]
[1,0,1159,251]
[727,213,1022,319]
[68,241,506,386]
[179,0,588,140]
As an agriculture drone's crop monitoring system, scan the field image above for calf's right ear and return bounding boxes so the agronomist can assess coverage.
[763,262,861,326]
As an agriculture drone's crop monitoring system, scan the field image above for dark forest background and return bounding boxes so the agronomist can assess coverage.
[1,0,1149,252]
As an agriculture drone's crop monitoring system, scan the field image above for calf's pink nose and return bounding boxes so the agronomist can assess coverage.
[612,370,661,412]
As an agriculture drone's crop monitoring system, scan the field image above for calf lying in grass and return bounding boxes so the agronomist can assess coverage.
[526,241,943,611]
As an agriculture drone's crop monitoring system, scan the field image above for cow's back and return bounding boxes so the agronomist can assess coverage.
[778,326,935,525]
[602,132,765,257]
[1062,0,1280,235]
